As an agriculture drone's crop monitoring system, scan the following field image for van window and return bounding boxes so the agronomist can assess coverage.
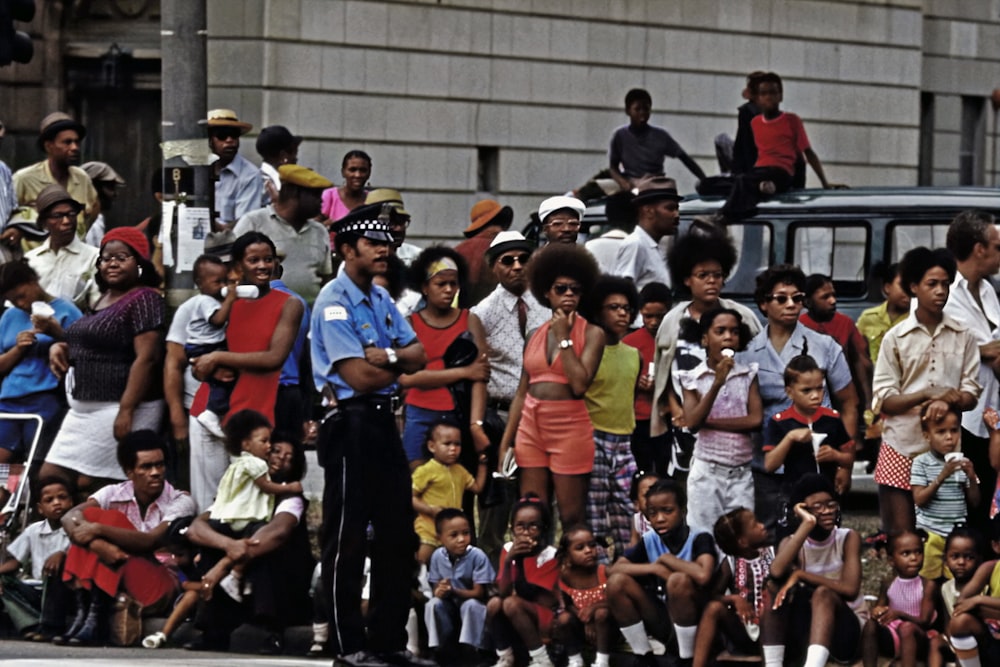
[888,223,950,262]
[790,222,869,296]
[723,222,772,296]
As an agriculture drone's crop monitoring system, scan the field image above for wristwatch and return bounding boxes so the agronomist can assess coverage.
[559,339,574,350]
[384,347,398,365]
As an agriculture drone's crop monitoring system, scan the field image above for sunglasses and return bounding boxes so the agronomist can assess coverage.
[498,253,531,267]
[552,282,582,296]
[211,129,241,141]
[765,292,806,305]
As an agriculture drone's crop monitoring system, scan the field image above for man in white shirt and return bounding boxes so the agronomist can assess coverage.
[470,231,548,566]
[25,184,99,308]
[944,210,1000,533]
[612,175,679,290]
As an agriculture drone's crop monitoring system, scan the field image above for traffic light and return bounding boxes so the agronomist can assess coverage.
[0,0,36,67]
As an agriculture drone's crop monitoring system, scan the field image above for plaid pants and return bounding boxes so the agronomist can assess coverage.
[586,430,637,560]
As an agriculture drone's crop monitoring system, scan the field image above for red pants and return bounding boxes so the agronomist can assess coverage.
[63,507,178,607]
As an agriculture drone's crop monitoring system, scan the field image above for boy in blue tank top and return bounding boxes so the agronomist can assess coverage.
[605,479,717,665]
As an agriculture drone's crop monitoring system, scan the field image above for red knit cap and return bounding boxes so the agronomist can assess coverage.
[102,226,150,260]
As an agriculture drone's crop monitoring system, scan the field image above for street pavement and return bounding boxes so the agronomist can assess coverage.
[0,642,323,665]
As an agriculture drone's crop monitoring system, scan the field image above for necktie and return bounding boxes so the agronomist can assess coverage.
[517,297,528,340]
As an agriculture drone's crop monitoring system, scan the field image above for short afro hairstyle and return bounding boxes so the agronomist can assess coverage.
[947,210,996,262]
[434,507,468,534]
[117,430,168,474]
[749,71,783,96]
[625,88,652,108]
[667,229,737,289]
[233,231,277,263]
[581,274,639,325]
[527,243,600,309]
[639,281,672,308]
[898,246,955,297]
[754,264,806,309]
[804,273,833,299]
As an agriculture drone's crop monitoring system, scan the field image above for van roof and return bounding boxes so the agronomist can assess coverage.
[678,186,1000,215]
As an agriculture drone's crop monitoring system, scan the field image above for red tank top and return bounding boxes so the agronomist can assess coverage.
[191,288,290,425]
[522,314,588,385]
[405,309,471,411]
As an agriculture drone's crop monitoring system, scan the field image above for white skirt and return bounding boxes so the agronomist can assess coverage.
[45,369,164,480]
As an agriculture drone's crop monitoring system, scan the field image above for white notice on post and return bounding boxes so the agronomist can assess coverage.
[177,205,210,272]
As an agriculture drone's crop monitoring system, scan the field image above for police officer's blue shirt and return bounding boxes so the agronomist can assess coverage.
[310,270,417,401]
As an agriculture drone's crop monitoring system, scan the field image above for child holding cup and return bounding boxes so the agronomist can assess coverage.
[910,402,980,579]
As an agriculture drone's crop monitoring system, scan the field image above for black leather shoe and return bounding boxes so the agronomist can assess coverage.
[67,591,108,646]
[335,651,392,667]
[258,632,283,655]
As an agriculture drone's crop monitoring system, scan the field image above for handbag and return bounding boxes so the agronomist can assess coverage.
[108,591,143,646]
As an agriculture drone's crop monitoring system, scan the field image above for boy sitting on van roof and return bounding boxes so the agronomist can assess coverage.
[719,72,844,221]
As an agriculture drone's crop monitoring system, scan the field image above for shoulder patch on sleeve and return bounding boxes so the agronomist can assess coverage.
[324,305,348,321]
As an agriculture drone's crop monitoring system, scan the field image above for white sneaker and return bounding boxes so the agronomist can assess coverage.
[493,652,516,667]
[142,631,167,648]
[197,410,226,439]
[648,637,667,655]
[218,573,243,602]
[527,652,554,667]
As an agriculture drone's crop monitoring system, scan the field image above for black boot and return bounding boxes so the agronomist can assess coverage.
[52,588,90,645]
[68,590,109,646]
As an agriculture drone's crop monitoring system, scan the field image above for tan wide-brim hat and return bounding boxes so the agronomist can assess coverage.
[202,108,252,135]
[464,199,513,238]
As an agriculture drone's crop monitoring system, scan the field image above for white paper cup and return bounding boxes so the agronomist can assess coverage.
[744,622,760,642]
[30,301,54,318]
[944,452,965,463]
[721,348,735,358]
[811,432,827,456]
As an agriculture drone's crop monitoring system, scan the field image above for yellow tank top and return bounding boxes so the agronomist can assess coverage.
[584,342,641,435]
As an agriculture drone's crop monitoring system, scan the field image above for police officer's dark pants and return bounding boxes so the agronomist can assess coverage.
[320,397,414,655]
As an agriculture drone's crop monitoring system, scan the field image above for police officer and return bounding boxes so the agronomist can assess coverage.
[310,203,429,666]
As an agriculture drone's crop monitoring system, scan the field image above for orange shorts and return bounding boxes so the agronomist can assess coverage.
[514,394,594,475]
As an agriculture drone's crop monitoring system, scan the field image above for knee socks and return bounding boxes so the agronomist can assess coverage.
[952,635,981,667]
[620,621,653,655]
[673,624,697,659]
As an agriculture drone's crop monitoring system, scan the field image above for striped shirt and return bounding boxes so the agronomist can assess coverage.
[910,451,968,537]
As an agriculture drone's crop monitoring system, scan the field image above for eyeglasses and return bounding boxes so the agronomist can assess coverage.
[512,521,543,533]
[605,303,633,313]
[211,129,241,141]
[765,292,806,305]
[544,219,581,230]
[693,270,725,282]
[498,253,531,267]
[46,211,76,221]
[552,282,582,296]
[99,252,134,264]
[806,500,839,514]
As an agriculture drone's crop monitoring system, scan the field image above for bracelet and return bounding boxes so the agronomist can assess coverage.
[471,420,484,428]
[478,454,488,463]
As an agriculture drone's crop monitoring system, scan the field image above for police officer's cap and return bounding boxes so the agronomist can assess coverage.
[333,202,395,244]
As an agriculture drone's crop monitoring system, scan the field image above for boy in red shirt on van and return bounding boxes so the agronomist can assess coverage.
[720,72,842,221]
